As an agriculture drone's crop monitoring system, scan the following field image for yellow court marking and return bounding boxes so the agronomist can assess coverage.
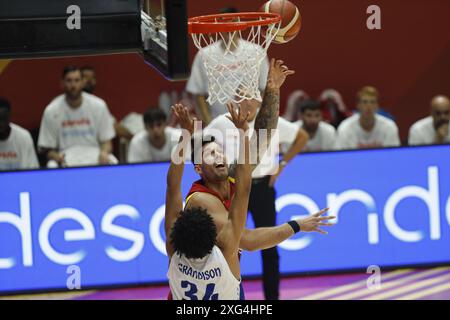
[396,282,450,300]
[333,267,450,300]
[299,269,413,300]
[0,60,11,74]
[365,272,450,300]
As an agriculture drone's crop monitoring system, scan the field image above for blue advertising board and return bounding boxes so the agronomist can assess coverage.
[1,145,450,293]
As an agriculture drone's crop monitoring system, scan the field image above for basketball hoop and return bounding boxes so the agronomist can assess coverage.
[188,12,281,105]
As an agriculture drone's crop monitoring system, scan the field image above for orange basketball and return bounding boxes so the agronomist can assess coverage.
[259,0,302,44]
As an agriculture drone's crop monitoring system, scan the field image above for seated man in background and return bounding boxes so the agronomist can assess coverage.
[335,86,400,150]
[38,66,116,167]
[0,98,39,171]
[408,95,450,146]
[282,90,310,122]
[127,107,182,163]
[318,89,352,128]
[293,99,336,152]
[81,66,97,94]
[81,65,134,142]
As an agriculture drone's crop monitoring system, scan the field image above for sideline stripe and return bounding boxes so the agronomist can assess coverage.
[299,269,413,300]
[333,267,450,300]
[396,282,450,300]
[365,272,450,300]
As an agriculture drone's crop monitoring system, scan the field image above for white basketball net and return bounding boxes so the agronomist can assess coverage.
[191,20,280,105]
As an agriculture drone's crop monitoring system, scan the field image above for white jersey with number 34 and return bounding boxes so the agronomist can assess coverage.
[167,246,241,300]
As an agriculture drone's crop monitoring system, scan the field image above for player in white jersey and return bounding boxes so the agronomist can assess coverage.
[165,103,251,300]
[0,98,39,171]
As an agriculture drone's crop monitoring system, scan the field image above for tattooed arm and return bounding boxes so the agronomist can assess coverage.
[229,58,295,177]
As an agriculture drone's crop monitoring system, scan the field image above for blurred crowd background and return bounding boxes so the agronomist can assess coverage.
[0,0,449,171]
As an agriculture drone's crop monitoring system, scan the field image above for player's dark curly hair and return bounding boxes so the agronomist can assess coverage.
[170,207,217,259]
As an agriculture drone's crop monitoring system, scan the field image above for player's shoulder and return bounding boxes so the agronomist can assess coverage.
[187,190,217,202]
[207,113,233,129]
[130,130,148,145]
[319,121,337,134]
[278,116,296,126]
[376,114,399,130]
[186,190,224,210]
[44,94,65,114]
[293,119,302,127]
[165,126,181,136]
[337,114,358,129]
[83,92,108,109]
[10,123,33,141]
[410,116,433,132]
[165,126,183,143]
[277,116,300,132]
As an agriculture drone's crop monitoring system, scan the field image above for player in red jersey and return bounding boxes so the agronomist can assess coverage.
[167,59,334,299]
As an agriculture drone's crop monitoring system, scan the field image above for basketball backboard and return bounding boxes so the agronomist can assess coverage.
[141,0,189,80]
[0,0,189,81]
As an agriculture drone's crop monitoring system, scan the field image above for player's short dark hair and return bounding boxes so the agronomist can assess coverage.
[191,133,216,164]
[62,66,81,79]
[300,99,322,113]
[170,207,217,259]
[143,107,167,126]
[0,98,11,112]
[219,7,238,14]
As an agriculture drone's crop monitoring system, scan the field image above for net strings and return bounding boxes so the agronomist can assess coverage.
[192,18,281,105]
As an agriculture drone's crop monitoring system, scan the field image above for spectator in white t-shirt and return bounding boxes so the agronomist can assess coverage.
[335,86,400,150]
[127,107,181,163]
[186,7,270,125]
[38,66,116,167]
[0,98,39,171]
[81,65,134,142]
[409,95,450,146]
[293,99,336,152]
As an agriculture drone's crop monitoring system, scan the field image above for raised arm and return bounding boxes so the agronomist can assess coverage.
[164,104,195,257]
[219,104,252,252]
[229,58,295,177]
[255,59,293,133]
[240,208,335,251]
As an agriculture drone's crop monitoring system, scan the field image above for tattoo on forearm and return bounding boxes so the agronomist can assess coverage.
[253,87,280,164]
[228,87,280,178]
[255,87,280,132]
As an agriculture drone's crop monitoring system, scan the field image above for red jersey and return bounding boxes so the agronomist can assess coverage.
[185,177,236,210]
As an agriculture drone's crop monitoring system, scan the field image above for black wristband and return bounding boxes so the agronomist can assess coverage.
[287,220,301,234]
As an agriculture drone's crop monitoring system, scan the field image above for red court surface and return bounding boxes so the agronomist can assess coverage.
[2,267,450,300]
